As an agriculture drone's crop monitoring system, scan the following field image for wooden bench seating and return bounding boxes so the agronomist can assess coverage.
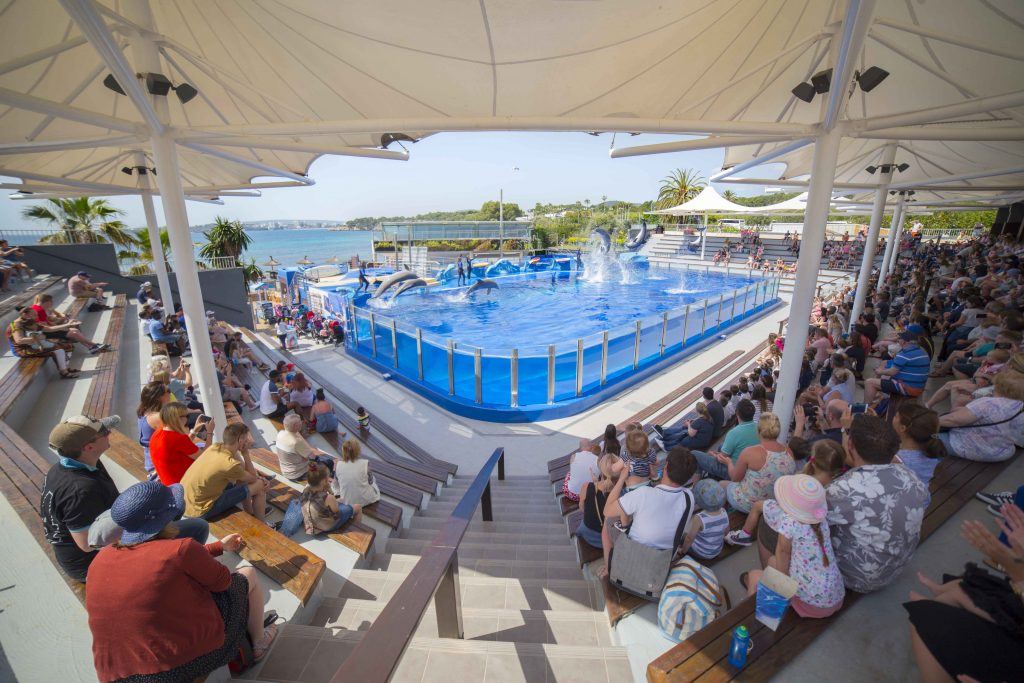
[81,294,126,421]
[103,431,327,603]
[0,419,86,603]
[237,327,457,478]
[0,275,61,318]
[646,452,1018,681]
[221,401,384,550]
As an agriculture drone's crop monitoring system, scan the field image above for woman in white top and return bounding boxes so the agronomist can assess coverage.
[288,372,316,409]
[331,439,381,506]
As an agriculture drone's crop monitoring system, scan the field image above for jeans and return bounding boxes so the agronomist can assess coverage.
[200,483,249,520]
[660,425,687,449]
[692,450,729,480]
[324,503,354,532]
[172,517,210,544]
[577,523,603,549]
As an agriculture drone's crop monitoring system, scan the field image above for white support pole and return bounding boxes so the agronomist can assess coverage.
[135,151,176,311]
[118,0,226,437]
[848,144,896,331]
[775,128,843,440]
[876,197,904,286]
[499,188,504,258]
[885,202,908,278]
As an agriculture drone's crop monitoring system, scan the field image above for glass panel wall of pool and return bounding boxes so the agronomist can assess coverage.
[346,266,780,421]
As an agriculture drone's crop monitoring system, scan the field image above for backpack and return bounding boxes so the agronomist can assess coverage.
[608,486,694,601]
[278,498,304,537]
[657,558,730,642]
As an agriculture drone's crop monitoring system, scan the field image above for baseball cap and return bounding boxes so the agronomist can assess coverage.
[76,271,90,277]
[205,310,215,316]
[142,281,152,287]
[906,323,925,336]
[49,415,120,456]
[111,481,185,545]
[898,330,919,341]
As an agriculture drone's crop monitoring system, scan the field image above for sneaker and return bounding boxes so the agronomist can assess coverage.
[653,425,665,439]
[725,529,755,547]
[975,490,1015,508]
[651,436,665,452]
[987,504,1006,519]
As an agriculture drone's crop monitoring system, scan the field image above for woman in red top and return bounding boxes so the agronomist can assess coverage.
[149,403,209,485]
[86,480,277,682]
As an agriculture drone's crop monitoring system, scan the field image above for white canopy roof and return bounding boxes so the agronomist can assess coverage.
[652,186,753,215]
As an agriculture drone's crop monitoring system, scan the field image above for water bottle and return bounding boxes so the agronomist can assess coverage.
[728,625,751,668]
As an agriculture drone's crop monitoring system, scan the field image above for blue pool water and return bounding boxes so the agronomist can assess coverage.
[347,267,780,421]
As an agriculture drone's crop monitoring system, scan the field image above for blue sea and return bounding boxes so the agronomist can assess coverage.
[189,229,373,268]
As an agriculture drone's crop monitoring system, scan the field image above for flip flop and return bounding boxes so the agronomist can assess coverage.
[739,571,750,591]
[253,624,279,662]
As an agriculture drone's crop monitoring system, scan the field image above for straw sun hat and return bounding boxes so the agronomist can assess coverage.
[773,474,826,525]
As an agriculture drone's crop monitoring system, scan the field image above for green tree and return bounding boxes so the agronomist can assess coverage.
[722,189,738,202]
[475,200,524,221]
[242,259,264,286]
[22,197,139,248]
[657,169,706,210]
[199,216,252,260]
[118,227,172,275]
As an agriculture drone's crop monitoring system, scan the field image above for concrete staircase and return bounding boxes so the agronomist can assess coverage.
[245,474,632,682]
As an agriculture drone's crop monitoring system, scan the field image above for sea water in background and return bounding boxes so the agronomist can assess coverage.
[190,229,373,268]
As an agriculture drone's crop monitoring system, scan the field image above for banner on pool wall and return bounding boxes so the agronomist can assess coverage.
[324,290,349,322]
[308,288,326,315]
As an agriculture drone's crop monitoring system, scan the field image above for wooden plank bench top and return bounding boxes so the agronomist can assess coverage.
[237,327,457,477]
[81,294,127,420]
[225,402,399,535]
[103,430,327,604]
[548,349,749,473]
[0,357,47,419]
[647,452,1018,681]
[318,426,438,496]
[0,419,86,603]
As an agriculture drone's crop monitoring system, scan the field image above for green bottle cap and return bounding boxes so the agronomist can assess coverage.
[736,625,749,637]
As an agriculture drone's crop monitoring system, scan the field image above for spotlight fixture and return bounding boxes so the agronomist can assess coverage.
[866,165,878,175]
[810,68,833,94]
[856,66,889,92]
[791,81,816,103]
[120,165,157,176]
[144,72,173,97]
[868,162,910,175]
[103,74,126,95]
[121,166,133,175]
[897,163,910,173]
[173,82,198,104]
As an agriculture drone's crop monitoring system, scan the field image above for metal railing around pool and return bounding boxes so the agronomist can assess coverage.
[345,267,781,409]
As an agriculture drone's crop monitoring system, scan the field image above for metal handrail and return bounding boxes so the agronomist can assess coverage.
[331,447,506,683]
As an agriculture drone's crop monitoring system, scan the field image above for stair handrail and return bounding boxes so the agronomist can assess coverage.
[330,446,505,683]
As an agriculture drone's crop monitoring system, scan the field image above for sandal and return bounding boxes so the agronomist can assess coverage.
[59,370,80,379]
[253,624,279,662]
[739,571,750,591]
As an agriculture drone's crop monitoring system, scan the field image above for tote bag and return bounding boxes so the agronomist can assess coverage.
[657,558,730,642]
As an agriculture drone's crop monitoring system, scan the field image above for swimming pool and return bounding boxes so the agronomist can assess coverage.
[345,264,781,421]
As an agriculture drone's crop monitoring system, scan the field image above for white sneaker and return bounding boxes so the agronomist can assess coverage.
[651,436,665,452]
[976,490,1015,508]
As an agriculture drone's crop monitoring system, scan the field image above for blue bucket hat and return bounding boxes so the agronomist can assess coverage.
[693,479,726,510]
[111,481,184,545]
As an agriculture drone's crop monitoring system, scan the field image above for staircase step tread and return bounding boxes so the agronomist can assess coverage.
[398,528,568,545]
[364,554,585,579]
[409,518,568,533]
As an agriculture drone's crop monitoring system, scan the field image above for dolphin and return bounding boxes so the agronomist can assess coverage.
[464,278,499,297]
[371,270,417,298]
[390,278,428,299]
[624,220,649,250]
[593,228,611,253]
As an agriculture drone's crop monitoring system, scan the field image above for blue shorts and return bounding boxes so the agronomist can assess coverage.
[325,502,354,532]
[201,483,249,520]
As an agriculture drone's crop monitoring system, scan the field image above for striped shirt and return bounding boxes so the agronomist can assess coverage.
[890,343,930,390]
[689,509,730,560]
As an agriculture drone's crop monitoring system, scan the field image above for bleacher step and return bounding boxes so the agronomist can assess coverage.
[417,503,562,519]
[397,527,570,546]
[408,517,568,535]
[312,600,612,646]
[364,554,585,580]
[385,537,578,563]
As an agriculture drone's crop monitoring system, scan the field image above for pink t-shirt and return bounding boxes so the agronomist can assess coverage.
[811,338,832,364]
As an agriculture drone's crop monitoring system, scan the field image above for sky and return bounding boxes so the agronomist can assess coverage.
[0,132,779,230]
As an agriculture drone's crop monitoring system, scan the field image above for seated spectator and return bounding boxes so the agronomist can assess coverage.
[149,355,191,403]
[893,403,945,489]
[7,306,78,378]
[601,423,620,456]
[138,381,171,473]
[310,388,344,435]
[794,399,848,446]
[749,383,773,423]
[67,271,109,311]
[148,310,186,355]
[150,403,210,486]
[577,454,617,550]
[680,479,729,561]
[701,387,726,437]
[356,406,371,432]
[843,330,868,378]
[0,239,31,283]
[854,312,879,345]
[864,329,930,403]
[719,389,734,423]
[181,423,268,522]
[135,281,161,309]
[301,462,362,535]
[716,413,796,513]
[938,357,1024,462]
[31,293,109,354]
[741,474,845,618]
[331,439,381,506]
[904,503,1024,683]
[208,319,227,353]
[612,429,658,490]
[600,446,697,578]
[41,415,121,581]
[827,412,929,593]
[822,368,855,404]
[214,355,258,412]
[288,372,316,412]
[727,439,844,547]
[563,438,600,503]
[653,402,714,452]
[690,399,758,480]
[925,348,1010,411]
[224,331,269,372]
[86,481,278,681]
[809,326,833,371]
[259,370,294,420]
[275,412,335,481]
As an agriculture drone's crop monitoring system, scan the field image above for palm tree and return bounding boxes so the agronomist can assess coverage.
[119,227,172,275]
[22,197,139,248]
[722,189,738,202]
[656,169,706,209]
[199,216,252,261]
[241,259,264,286]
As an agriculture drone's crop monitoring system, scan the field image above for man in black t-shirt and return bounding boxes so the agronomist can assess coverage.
[40,415,121,582]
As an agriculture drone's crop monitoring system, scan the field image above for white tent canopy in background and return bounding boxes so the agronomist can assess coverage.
[651,186,754,215]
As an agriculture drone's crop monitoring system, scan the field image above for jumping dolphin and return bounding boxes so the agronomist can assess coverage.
[624,220,649,250]
[371,270,417,298]
[390,278,428,299]
[593,228,611,254]
[464,278,499,297]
